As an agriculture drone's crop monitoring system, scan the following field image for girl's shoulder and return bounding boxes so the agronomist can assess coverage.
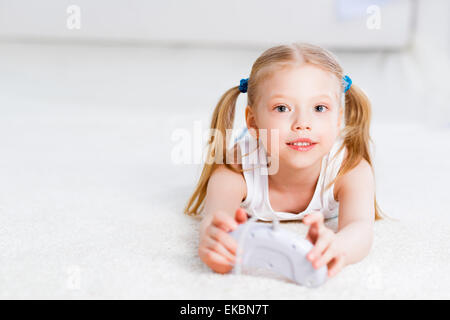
[212,143,247,201]
[333,149,374,202]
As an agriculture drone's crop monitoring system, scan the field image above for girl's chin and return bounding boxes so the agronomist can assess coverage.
[280,154,319,168]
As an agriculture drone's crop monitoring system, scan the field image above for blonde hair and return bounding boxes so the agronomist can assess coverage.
[184,42,385,220]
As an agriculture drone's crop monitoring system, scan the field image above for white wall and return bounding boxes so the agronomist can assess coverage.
[0,0,414,49]
[410,0,450,126]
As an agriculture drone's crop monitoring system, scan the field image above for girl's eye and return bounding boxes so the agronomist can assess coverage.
[275,105,289,113]
[315,105,328,112]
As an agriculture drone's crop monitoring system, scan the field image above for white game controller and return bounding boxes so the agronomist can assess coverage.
[229,217,328,288]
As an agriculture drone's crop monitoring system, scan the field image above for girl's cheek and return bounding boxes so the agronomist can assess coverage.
[261,130,283,158]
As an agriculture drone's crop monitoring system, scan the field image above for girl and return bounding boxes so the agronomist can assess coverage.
[184,43,384,278]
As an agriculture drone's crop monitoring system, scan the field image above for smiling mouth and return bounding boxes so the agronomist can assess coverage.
[286,140,317,151]
[286,141,315,147]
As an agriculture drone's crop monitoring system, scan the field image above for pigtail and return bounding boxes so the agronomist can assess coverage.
[334,84,384,220]
[342,84,372,169]
[184,86,242,216]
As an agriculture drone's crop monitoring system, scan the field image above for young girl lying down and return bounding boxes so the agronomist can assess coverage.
[185,43,383,278]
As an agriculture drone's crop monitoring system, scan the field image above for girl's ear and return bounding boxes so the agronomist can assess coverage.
[245,106,259,139]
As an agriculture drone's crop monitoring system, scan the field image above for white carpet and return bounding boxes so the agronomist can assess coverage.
[0,43,449,299]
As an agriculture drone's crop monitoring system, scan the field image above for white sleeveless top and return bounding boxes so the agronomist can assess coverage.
[237,133,346,221]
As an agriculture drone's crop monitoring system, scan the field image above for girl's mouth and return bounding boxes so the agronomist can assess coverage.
[286,139,317,152]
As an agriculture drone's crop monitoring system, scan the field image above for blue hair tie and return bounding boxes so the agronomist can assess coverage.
[239,78,249,93]
[343,75,352,93]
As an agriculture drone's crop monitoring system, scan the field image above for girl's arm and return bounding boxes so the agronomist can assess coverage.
[198,164,248,274]
[303,158,375,277]
[334,158,375,264]
[200,164,247,235]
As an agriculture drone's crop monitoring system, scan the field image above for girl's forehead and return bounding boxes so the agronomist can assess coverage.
[258,64,340,101]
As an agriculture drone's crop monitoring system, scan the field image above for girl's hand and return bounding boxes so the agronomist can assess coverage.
[198,208,248,274]
[303,211,346,278]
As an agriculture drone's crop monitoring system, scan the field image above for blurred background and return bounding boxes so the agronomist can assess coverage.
[1,0,449,299]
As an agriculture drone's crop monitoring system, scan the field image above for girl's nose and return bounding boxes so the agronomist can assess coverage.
[293,109,312,131]
[293,122,312,131]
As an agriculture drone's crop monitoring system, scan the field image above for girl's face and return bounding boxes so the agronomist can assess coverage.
[246,64,343,170]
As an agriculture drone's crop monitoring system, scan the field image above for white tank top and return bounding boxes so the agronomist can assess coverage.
[237,132,346,221]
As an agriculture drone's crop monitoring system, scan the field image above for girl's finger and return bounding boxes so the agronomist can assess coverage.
[306,232,312,243]
[208,225,238,255]
[305,225,318,244]
[327,254,346,278]
[307,231,333,262]
[312,243,336,269]
[199,247,234,274]
[303,213,325,235]
[235,208,248,224]
[306,221,319,244]
[204,236,235,263]
[212,211,238,232]
[303,211,324,226]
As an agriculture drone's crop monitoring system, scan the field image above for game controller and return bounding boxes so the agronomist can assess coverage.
[229,217,328,288]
